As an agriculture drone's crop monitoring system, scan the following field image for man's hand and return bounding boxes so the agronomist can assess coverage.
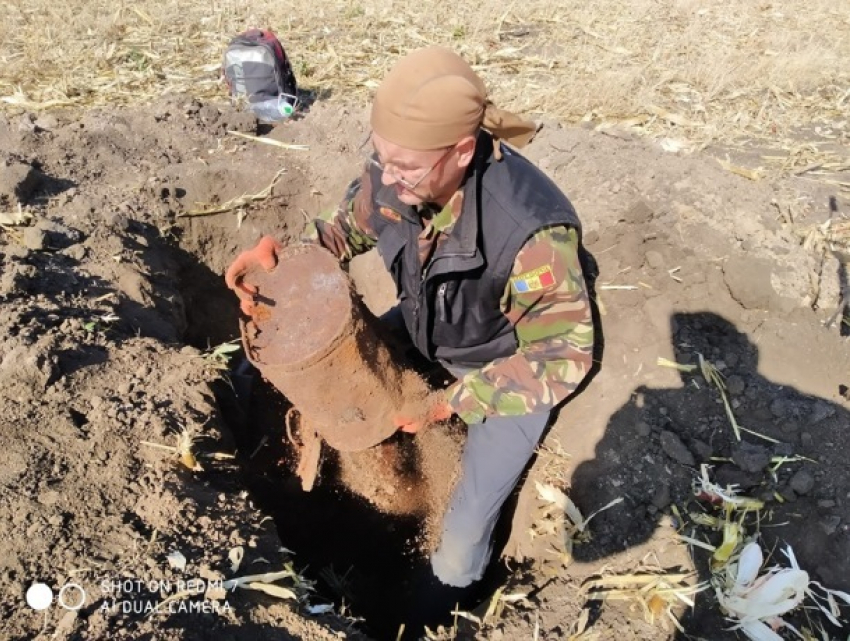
[225,236,283,316]
[394,398,454,434]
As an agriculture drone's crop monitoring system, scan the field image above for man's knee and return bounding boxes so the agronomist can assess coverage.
[431,495,500,587]
[431,530,491,587]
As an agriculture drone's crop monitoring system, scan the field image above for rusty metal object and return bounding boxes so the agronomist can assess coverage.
[240,244,432,485]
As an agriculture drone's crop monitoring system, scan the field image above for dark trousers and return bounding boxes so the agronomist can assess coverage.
[379,307,551,587]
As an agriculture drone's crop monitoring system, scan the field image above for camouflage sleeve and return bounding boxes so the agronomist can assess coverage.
[301,167,379,262]
[445,226,595,424]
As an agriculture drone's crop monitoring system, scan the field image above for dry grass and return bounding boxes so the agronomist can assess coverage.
[1,0,848,153]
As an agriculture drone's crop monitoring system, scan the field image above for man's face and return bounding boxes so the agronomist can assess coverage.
[370,132,465,207]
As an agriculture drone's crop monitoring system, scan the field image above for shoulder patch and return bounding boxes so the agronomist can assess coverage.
[511,265,555,293]
[378,206,402,223]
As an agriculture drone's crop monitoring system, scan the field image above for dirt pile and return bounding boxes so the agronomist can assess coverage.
[1,95,848,640]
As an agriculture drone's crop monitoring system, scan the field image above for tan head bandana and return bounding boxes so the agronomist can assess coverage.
[371,46,537,158]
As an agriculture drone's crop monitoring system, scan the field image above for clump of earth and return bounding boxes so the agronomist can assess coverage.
[1,95,848,640]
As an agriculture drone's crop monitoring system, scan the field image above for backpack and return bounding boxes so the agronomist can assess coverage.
[223,29,297,108]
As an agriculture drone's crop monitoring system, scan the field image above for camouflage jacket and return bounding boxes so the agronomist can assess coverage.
[303,156,595,425]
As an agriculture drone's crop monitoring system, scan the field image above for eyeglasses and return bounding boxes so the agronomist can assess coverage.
[364,145,455,192]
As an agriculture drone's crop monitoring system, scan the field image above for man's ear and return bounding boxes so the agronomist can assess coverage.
[455,135,477,169]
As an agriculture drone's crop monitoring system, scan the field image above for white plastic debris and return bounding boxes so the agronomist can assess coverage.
[715,541,850,640]
[166,550,187,572]
[228,546,244,573]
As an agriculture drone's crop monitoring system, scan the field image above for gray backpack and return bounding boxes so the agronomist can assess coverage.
[223,29,297,107]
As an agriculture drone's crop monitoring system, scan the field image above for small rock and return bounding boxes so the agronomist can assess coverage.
[651,484,671,510]
[61,244,86,261]
[772,442,794,457]
[780,487,797,502]
[37,490,61,506]
[780,420,799,434]
[22,227,47,251]
[117,381,133,395]
[645,250,664,269]
[105,211,131,232]
[0,160,42,204]
[36,219,82,244]
[758,490,776,504]
[659,430,695,466]
[636,421,652,437]
[691,439,713,462]
[34,114,59,131]
[726,375,746,396]
[820,516,841,536]
[789,469,815,495]
[754,406,774,421]
[180,345,201,356]
[90,395,103,409]
[800,432,813,448]
[808,400,836,425]
[769,398,789,419]
[716,465,761,490]
[818,500,836,509]
[732,442,771,473]
[626,200,655,224]
[722,256,776,310]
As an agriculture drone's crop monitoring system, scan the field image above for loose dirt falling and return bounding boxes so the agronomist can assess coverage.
[241,243,464,542]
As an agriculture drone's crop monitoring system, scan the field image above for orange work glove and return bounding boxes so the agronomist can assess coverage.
[394,397,454,434]
[224,236,283,316]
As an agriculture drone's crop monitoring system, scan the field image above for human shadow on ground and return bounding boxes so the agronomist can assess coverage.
[570,311,850,636]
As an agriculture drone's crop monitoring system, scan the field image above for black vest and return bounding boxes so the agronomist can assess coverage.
[367,133,583,367]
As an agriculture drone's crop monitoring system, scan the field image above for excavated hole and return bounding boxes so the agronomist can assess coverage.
[217,367,423,639]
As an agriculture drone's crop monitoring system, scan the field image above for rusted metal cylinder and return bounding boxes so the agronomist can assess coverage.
[240,244,432,452]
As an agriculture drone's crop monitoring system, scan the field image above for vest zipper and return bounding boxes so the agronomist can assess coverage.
[412,263,430,335]
[437,283,448,322]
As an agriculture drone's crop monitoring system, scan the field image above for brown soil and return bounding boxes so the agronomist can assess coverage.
[1,96,848,641]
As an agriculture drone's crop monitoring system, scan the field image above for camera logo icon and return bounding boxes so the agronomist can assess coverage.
[26,582,87,611]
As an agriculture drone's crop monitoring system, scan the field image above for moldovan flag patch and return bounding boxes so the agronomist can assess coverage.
[511,265,555,293]
[378,207,402,223]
